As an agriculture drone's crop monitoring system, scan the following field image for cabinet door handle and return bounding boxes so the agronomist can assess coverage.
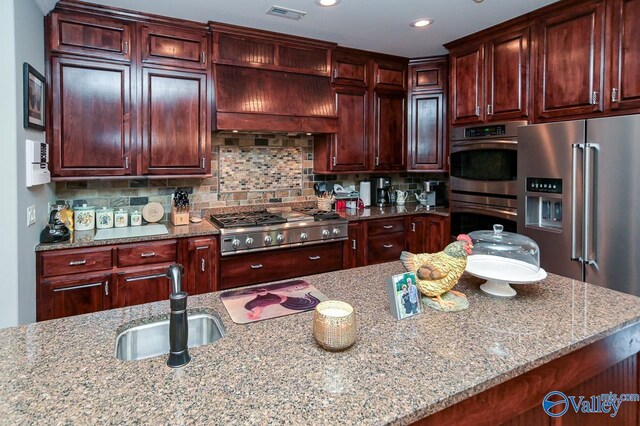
[69,260,87,266]
[487,104,492,115]
[250,264,263,269]
[140,252,156,258]
[611,88,618,103]
[375,156,380,166]
[333,68,337,79]
[53,282,102,292]
[412,222,416,232]
[352,239,356,250]
[308,256,321,260]
[476,105,481,116]
[104,280,109,296]
[201,258,206,272]
[201,157,206,169]
[201,51,206,63]
[124,156,129,169]
[383,225,394,229]
[123,41,129,54]
[332,156,336,166]
[125,273,167,282]
[591,91,599,105]
[383,244,394,249]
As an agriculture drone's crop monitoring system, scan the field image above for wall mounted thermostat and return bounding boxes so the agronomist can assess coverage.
[26,139,50,187]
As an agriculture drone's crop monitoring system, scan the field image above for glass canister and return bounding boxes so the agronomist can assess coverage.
[114,209,128,228]
[130,210,142,226]
[96,207,114,229]
[74,204,95,231]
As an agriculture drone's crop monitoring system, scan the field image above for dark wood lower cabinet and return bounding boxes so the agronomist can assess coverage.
[366,232,405,265]
[185,236,217,294]
[38,273,111,321]
[343,222,365,269]
[115,264,173,307]
[219,242,343,289]
[425,215,450,253]
[405,216,426,253]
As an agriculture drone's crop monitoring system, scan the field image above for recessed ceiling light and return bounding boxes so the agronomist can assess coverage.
[316,0,340,7]
[410,19,433,28]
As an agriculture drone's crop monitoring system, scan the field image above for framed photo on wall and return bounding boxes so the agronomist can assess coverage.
[23,63,45,131]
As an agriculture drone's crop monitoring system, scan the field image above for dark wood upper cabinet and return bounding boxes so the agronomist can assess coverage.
[329,86,369,171]
[534,1,605,119]
[332,49,369,87]
[486,27,530,121]
[408,93,446,171]
[140,24,209,70]
[51,56,132,177]
[373,90,405,170]
[374,59,406,90]
[141,67,209,175]
[607,0,640,111]
[411,60,447,92]
[50,12,132,62]
[450,45,485,124]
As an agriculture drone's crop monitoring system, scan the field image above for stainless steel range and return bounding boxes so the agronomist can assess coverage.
[211,209,348,256]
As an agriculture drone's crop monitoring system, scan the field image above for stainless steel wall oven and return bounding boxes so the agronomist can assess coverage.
[449,121,527,236]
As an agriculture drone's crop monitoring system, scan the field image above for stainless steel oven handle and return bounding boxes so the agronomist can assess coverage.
[571,143,581,261]
[451,139,517,148]
[451,203,517,222]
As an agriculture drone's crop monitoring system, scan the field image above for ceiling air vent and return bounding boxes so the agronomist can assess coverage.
[266,5,306,20]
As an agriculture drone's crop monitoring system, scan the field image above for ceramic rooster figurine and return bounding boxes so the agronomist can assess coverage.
[400,235,473,310]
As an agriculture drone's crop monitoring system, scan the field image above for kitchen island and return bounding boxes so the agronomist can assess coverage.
[2,262,640,424]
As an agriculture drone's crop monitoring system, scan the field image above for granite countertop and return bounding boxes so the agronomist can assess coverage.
[34,204,447,252]
[2,262,640,424]
[337,202,449,221]
[34,220,219,252]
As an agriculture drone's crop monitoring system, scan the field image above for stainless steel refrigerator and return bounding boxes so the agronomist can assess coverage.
[517,115,640,296]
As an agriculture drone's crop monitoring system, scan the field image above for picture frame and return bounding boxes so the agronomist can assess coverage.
[23,63,46,131]
[386,272,422,320]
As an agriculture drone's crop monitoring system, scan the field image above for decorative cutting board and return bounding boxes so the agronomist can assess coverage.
[220,280,328,324]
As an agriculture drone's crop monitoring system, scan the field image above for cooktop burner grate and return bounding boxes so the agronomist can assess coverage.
[292,207,341,221]
[210,211,287,228]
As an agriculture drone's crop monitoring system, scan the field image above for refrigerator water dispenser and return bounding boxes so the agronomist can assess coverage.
[524,177,563,232]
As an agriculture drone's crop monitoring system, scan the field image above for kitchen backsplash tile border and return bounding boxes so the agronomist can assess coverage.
[54,133,448,217]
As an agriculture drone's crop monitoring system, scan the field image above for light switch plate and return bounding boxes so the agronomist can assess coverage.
[27,205,36,226]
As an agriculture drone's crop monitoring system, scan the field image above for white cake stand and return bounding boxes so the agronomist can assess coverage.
[465,255,548,298]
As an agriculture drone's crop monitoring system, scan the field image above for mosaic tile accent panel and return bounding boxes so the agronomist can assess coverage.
[219,146,303,192]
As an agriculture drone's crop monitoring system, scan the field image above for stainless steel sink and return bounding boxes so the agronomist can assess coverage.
[115,313,225,361]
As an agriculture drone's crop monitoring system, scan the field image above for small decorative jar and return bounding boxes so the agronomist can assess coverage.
[96,207,114,229]
[130,210,142,226]
[74,204,95,231]
[114,209,128,228]
[313,300,357,351]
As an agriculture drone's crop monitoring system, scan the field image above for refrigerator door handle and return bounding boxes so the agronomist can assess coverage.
[583,143,600,266]
[571,143,582,261]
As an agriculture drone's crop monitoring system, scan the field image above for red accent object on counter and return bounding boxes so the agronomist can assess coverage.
[357,198,365,210]
[335,200,347,211]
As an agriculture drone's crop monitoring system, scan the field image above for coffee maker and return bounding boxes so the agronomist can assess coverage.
[422,180,447,207]
[40,207,71,243]
[372,177,392,206]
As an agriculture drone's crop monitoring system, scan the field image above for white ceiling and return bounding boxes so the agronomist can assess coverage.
[42,0,558,57]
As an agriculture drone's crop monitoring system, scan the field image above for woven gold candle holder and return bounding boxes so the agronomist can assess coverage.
[313,300,356,351]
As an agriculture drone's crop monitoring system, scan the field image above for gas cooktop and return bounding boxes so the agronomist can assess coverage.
[210,211,287,229]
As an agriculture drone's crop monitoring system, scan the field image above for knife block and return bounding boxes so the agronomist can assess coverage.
[170,205,190,226]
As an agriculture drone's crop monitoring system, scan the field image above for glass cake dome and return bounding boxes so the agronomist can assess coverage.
[466,224,546,298]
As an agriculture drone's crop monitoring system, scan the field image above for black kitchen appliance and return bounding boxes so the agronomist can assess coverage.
[371,176,392,207]
[40,209,71,243]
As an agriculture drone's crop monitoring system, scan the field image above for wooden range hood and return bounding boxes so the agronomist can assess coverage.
[211,23,338,133]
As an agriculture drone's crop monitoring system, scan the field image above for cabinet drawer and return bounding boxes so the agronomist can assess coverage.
[367,232,405,264]
[41,247,113,278]
[140,24,209,70]
[367,218,405,236]
[220,242,343,289]
[117,240,177,267]
[50,12,132,61]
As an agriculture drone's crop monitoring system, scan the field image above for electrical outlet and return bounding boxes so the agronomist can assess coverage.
[27,205,36,226]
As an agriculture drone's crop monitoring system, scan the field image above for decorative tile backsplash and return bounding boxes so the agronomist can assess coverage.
[54,133,447,215]
[219,146,303,192]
